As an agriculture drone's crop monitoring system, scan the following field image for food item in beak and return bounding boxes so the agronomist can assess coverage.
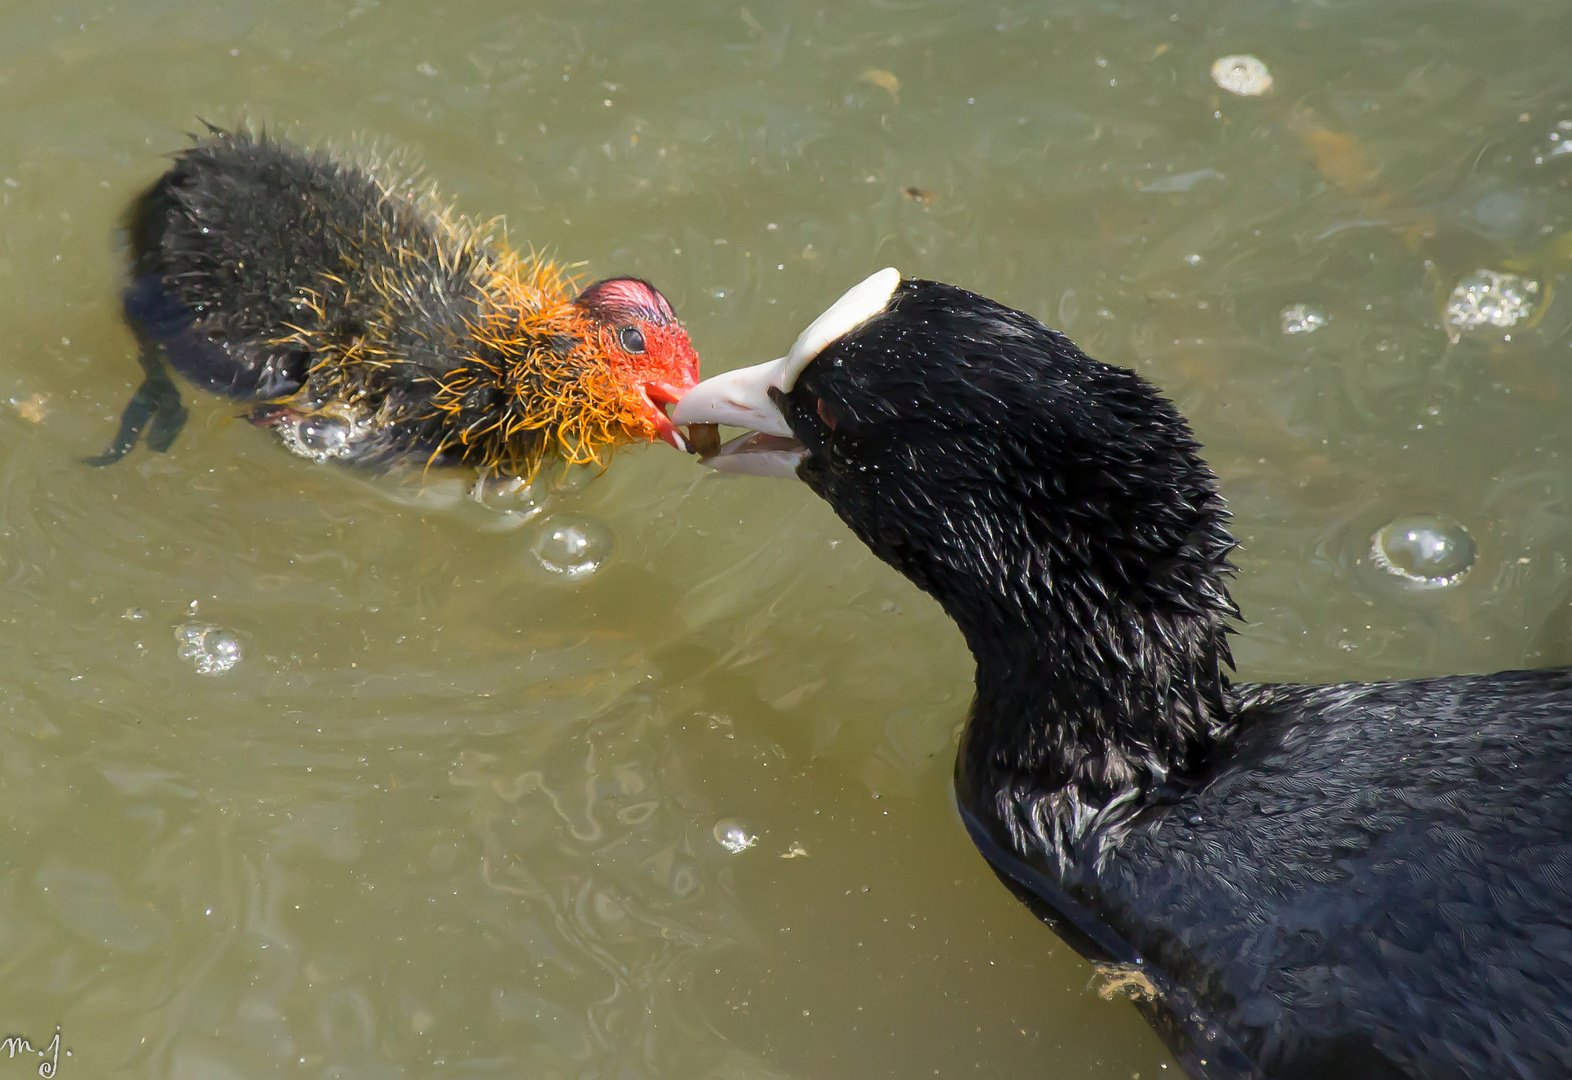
[686,423,722,459]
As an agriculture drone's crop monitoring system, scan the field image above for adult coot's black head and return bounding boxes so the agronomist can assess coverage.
[675,271,1239,803]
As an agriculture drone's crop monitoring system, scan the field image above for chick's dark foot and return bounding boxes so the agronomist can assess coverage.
[84,349,188,466]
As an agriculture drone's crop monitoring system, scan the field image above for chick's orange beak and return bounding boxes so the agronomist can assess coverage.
[642,381,691,452]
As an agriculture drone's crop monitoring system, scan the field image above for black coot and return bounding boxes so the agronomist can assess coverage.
[671,269,1572,1080]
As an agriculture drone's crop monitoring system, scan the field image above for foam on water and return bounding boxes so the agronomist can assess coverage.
[175,624,243,676]
[1443,269,1538,343]
[1280,304,1328,335]
[1211,55,1273,97]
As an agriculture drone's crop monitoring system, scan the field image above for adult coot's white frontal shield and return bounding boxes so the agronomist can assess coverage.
[671,267,901,441]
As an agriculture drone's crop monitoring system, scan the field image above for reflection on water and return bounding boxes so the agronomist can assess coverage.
[0,0,1569,1076]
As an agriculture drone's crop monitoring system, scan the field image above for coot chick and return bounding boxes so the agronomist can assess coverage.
[91,128,700,473]
[673,269,1572,1080]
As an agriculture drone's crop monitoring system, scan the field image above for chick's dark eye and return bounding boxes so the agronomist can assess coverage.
[617,325,647,354]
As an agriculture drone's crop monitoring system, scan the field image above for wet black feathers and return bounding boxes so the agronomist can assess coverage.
[128,128,487,397]
[1101,672,1572,1078]
[779,279,1572,1079]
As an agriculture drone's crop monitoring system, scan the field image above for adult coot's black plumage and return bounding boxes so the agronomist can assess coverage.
[671,269,1572,1080]
[92,128,701,472]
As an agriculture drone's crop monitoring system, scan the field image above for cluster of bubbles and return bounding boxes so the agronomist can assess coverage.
[1369,516,1476,589]
[175,624,243,676]
[274,407,375,464]
[1280,304,1328,335]
[1443,270,1538,343]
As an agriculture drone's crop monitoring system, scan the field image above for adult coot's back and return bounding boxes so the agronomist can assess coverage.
[672,269,1572,1080]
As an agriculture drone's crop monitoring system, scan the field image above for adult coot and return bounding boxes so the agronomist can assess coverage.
[92,127,700,472]
[672,269,1572,1080]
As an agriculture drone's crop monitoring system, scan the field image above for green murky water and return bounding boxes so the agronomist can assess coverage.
[1,0,1571,1075]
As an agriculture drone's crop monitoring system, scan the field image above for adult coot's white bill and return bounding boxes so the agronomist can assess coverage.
[673,269,1572,1080]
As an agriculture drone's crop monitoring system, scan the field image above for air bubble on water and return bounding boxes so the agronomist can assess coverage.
[471,462,606,532]
[1443,269,1538,343]
[473,471,532,505]
[529,516,613,580]
[299,416,350,453]
[713,818,757,854]
[175,624,243,675]
[1211,55,1272,97]
[470,470,550,529]
[274,408,372,464]
[122,607,147,621]
[1369,516,1476,589]
[555,462,603,495]
[1280,304,1327,335]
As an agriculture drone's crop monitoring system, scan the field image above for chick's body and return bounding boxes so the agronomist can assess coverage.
[98,129,699,471]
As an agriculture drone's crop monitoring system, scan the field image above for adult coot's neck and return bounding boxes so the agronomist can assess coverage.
[936,352,1240,843]
[957,485,1239,840]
